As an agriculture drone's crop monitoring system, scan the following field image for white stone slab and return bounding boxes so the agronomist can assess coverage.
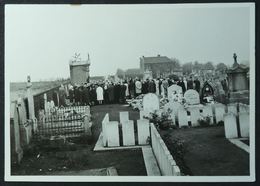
[143,93,159,114]
[239,112,249,138]
[202,105,214,124]
[184,89,200,105]
[120,111,129,124]
[239,103,249,113]
[137,119,150,145]
[178,108,188,127]
[188,106,201,126]
[228,103,238,115]
[215,104,226,124]
[102,114,109,147]
[122,120,135,146]
[106,121,120,147]
[224,113,238,139]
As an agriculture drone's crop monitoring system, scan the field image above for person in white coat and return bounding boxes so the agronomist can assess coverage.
[96,85,104,104]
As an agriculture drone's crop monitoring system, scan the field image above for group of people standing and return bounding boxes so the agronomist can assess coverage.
[55,74,229,107]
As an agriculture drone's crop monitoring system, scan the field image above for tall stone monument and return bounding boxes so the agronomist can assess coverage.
[227,53,249,104]
[69,53,91,85]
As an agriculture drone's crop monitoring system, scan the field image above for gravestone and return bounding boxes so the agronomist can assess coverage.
[137,119,150,145]
[106,121,120,147]
[239,103,249,113]
[215,104,226,124]
[239,112,249,138]
[120,112,129,124]
[143,93,159,113]
[122,120,135,146]
[202,105,214,124]
[102,114,109,147]
[188,106,201,126]
[224,113,238,138]
[167,85,183,102]
[178,108,188,127]
[164,102,183,125]
[228,103,238,115]
[184,90,200,105]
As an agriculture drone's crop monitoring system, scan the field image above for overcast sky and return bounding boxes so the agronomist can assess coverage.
[5,4,254,82]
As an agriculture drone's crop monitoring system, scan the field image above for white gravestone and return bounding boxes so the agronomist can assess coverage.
[184,90,200,105]
[224,113,238,138]
[120,112,129,124]
[167,85,183,102]
[239,112,249,138]
[143,93,160,114]
[228,103,238,115]
[239,103,249,113]
[178,108,188,127]
[215,104,226,124]
[202,105,214,124]
[122,120,135,146]
[188,106,201,126]
[164,102,183,125]
[102,114,109,147]
[137,119,150,145]
[107,121,120,147]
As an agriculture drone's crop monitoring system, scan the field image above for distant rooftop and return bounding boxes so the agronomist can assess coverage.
[141,55,173,64]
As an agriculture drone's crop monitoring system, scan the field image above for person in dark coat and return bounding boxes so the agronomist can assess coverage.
[103,83,109,104]
[68,85,74,104]
[128,79,135,99]
[178,77,186,93]
[142,79,149,94]
[82,84,90,105]
[79,85,84,105]
[107,83,115,104]
[187,76,194,90]
[194,77,201,93]
[158,78,162,95]
[74,85,80,105]
[89,85,97,106]
[114,83,121,103]
[148,79,156,93]
[119,83,127,103]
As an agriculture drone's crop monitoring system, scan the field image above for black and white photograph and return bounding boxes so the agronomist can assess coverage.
[4,2,255,182]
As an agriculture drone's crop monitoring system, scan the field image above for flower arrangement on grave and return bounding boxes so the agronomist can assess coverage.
[197,114,212,127]
[144,109,173,130]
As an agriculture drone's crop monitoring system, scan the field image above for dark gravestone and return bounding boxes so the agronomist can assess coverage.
[201,81,214,103]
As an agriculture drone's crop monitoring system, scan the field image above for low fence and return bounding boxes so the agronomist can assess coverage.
[36,106,91,138]
[150,123,181,176]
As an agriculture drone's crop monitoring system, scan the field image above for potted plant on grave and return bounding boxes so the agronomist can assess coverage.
[158,111,172,130]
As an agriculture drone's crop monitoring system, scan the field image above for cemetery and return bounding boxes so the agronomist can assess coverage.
[9,53,250,176]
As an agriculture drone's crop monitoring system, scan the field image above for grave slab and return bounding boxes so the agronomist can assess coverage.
[122,120,135,146]
[106,121,120,147]
[239,112,249,138]
[224,113,238,138]
[137,119,150,145]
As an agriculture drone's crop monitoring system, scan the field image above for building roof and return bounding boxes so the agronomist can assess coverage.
[142,55,173,64]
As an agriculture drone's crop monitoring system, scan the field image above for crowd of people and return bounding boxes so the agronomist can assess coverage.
[56,75,229,107]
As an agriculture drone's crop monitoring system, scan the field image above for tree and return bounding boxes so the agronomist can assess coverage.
[116,68,125,79]
[216,63,228,73]
[182,62,193,75]
[203,62,215,70]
